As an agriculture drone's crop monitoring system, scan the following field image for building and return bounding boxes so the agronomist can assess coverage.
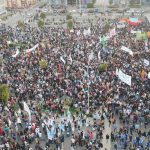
[142,0,150,4]
[0,0,6,15]
[50,0,92,6]
[5,0,37,9]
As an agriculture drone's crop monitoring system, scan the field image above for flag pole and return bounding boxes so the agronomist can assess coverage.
[87,60,90,114]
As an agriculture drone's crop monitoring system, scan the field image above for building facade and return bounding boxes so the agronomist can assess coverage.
[50,0,92,6]
[5,0,37,9]
[142,0,150,4]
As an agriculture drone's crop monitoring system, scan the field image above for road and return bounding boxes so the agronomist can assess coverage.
[1,1,44,26]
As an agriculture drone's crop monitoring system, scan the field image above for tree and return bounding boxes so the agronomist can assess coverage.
[87,3,94,8]
[103,23,110,34]
[99,63,108,73]
[66,14,72,20]
[37,20,44,28]
[39,59,48,69]
[0,84,9,104]
[17,21,25,28]
[67,20,73,29]
[40,12,46,20]
[130,0,140,5]
[109,0,113,5]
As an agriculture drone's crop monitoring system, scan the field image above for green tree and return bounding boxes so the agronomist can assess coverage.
[40,12,46,20]
[0,84,9,104]
[66,14,72,20]
[17,21,25,28]
[103,23,110,33]
[109,0,113,5]
[87,3,94,8]
[92,0,96,4]
[39,59,48,69]
[37,20,44,28]
[67,20,73,29]
[99,63,108,73]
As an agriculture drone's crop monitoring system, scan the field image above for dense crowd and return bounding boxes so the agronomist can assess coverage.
[0,15,150,150]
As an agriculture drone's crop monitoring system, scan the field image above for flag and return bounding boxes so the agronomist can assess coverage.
[140,69,145,79]
[58,63,62,78]
[12,49,20,58]
[88,52,94,63]
[23,102,31,122]
[98,51,101,61]
[83,28,91,36]
[109,28,116,37]
[77,30,80,36]
[114,37,117,44]
[143,59,149,66]
[116,68,119,75]
[148,72,150,79]
[68,54,73,64]
[100,35,105,47]
[60,56,66,64]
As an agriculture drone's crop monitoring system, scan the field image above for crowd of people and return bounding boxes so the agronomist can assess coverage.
[0,14,150,150]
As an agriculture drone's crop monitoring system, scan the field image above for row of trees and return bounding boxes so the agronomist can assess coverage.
[17,12,46,28]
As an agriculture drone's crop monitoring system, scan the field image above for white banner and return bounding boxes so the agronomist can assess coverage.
[121,46,133,56]
[23,102,31,122]
[26,44,39,53]
[143,59,149,66]
[117,69,131,86]
[83,28,91,36]
[12,49,20,58]
[131,30,141,34]
[117,24,125,28]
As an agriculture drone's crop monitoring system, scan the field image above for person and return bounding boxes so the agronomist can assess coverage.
[106,134,109,143]
[114,142,117,150]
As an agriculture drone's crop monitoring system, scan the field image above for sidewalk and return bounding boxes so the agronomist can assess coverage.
[102,118,111,150]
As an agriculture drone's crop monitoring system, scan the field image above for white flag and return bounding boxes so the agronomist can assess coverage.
[26,44,39,53]
[148,72,150,79]
[60,56,66,64]
[121,46,133,56]
[12,49,20,58]
[98,51,101,61]
[143,59,149,66]
[116,68,119,75]
[23,102,31,122]
[88,52,94,63]
[83,28,91,36]
[118,69,131,86]
[77,30,81,36]
[109,28,116,37]
[68,54,73,64]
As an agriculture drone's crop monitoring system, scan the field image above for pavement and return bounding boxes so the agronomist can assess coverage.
[29,108,112,150]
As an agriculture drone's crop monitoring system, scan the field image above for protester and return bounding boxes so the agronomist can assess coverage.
[0,15,150,150]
